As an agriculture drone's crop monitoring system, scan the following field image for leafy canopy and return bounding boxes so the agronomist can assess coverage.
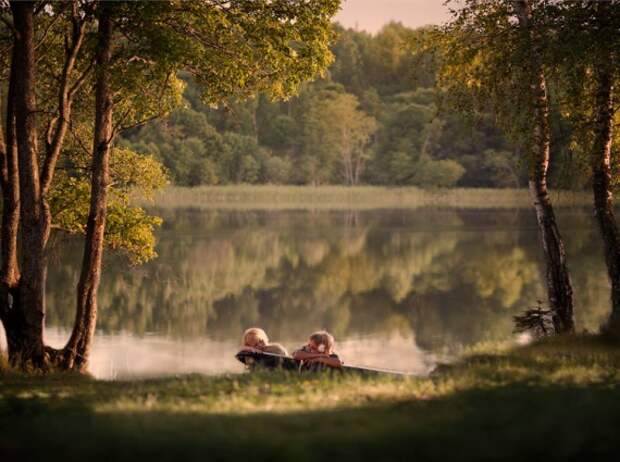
[9,0,342,263]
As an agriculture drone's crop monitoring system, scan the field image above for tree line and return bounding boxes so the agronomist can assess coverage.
[121,22,527,188]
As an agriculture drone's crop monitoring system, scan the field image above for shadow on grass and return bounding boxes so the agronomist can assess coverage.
[1,382,619,462]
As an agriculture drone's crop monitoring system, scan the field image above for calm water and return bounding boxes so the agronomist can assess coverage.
[2,207,612,378]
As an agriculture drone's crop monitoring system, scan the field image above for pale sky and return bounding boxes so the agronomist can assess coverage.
[334,0,453,34]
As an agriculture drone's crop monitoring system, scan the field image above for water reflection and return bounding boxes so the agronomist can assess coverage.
[6,208,612,378]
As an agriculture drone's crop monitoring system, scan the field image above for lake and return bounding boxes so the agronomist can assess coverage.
[3,207,611,378]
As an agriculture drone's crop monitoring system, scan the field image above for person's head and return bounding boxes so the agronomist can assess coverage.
[307,330,335,355]
[263,343,288,356]
[243,327,269,348]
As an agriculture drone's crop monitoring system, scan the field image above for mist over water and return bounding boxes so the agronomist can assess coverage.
[2,207,609,379]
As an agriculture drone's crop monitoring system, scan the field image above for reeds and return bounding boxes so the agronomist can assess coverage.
[139,185,591,210]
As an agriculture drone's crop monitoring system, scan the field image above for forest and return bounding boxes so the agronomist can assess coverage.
[119,20,601,190]
[120,23,524,188]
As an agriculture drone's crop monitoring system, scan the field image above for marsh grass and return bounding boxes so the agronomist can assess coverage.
[141,185,591,210]
[1,336,619,461]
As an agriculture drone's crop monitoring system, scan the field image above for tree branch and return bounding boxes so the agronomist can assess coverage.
[115,112,168,137]
[34,1,51,16]
[68,122,92,157]
[34,3,67,51]
[68,58,94,99]
[44,115,58,151]
[41,8,86,196]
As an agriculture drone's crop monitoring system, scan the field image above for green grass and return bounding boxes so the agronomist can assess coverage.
[140,185,591,210]
[1,335,619,461]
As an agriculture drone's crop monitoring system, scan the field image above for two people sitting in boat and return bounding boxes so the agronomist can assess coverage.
[238,327,343,370]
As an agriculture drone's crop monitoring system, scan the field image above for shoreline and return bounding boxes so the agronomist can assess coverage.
[138,185,592,210]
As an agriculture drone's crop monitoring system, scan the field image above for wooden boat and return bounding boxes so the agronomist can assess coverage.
[235,350,411,376]
[235,350,299,371]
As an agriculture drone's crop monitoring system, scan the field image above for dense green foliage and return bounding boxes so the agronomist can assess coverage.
[544,1,620,185]
[59,0,340,262]
[50,148,168,264]
[121,23,526,188]
[1,337,619,460]
[433,0,620,192]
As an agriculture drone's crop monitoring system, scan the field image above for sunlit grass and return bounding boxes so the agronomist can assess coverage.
[2,336,618,406]
[90,373,429,415]
[1,336,619,460]
[2,335,618,410]
[139,185,591,210]
[1,335,618,411]
[435,335,620,388]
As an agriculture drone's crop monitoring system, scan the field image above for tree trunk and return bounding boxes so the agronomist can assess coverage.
[528,181,574,334]
[41,7,86,197]
[8,0,51,366]
[0,46,22,360]
[0,49,21,289]
[64,2,113,370]
[591,56,620,333]
[353,153,364,186]
[343,153,353,185]
[516,0,574,334]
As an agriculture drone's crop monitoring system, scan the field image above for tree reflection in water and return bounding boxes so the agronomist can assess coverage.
[36,208,609,378]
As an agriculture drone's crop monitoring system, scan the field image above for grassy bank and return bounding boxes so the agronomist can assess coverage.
[142,185,592,210]
[1,336,619,461]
